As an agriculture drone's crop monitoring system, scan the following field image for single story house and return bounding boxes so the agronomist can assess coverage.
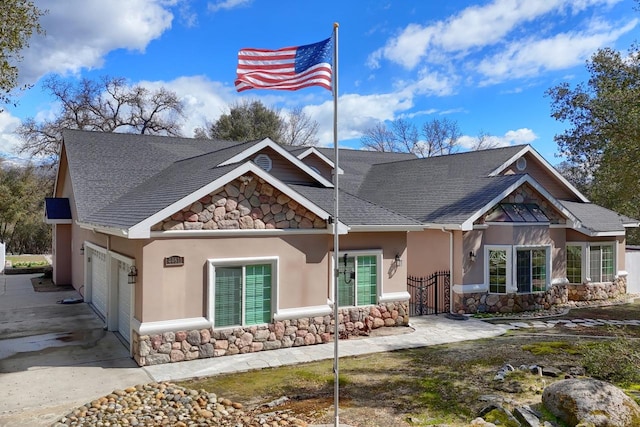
[45,130,637,366]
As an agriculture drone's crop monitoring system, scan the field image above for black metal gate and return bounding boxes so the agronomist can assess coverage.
[407,271,450,316]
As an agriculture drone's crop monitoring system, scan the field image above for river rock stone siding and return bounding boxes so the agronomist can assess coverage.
[453,285,569,314]
[567,276,626,301]
[152,174,326,231]
[133,301,409,367]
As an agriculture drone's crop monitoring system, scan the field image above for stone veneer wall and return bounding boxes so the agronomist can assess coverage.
[567,276,627,301]
[453,285,569,314]
[453,276,627,314]
[152,174,326,231]
[133,302,409,366]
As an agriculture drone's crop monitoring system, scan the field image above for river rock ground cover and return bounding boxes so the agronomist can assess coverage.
[55,299,640,426]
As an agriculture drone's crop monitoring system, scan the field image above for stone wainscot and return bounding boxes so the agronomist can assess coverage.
[453,276,627,314]
[133,302,409,366]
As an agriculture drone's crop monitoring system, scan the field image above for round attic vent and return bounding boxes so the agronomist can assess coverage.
[254,154,272,171]
[516,157,527,171]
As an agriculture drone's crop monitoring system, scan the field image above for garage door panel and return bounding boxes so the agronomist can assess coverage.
[89,248,108,318]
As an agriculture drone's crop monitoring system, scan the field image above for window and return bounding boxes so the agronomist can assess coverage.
[213,262,273,327]
[337,254,378,307]
[516,248,547,293]
[566,244,583,284]
[485,245,550,294]
[488,248,509,294]
[589,244,615,282]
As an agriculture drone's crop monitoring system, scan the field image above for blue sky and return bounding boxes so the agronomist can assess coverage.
[1,0,638,164]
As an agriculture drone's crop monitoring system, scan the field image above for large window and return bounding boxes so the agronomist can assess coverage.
[589,244,615,282]
[337,254,378,307]
[213,262,273,328]
[488,248,509,294]
[485,245,549,294]
[566,244,583,284]
[516,248,547,293]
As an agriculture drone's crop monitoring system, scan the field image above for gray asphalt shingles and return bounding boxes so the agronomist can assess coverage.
[560,200,637,233]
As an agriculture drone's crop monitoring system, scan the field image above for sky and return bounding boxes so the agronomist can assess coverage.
[1,0,638,165]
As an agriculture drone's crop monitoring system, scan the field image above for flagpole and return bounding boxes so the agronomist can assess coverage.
[331,21,340,427]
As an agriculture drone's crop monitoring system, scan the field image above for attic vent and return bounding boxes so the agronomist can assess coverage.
[516,157,527,171]
[254,154,272,171]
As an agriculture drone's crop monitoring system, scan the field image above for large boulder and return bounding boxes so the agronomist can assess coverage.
[542,378,640,426]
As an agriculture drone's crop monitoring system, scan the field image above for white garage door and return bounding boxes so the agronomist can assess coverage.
[88,247,108,319]
[117,260,132,343]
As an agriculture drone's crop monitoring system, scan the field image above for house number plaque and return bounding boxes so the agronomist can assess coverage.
[164,255,184,267]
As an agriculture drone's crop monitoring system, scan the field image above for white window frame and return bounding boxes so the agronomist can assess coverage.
[484,245,551,294]
[566,242,587,284]
[587,241,616,283]
[513,245,551,293]
[207,256,278,328]
[330,249,383,307]
[484,245,512,294]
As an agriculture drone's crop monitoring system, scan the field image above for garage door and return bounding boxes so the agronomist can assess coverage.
[116,260,132,343]
[88,247,108,319]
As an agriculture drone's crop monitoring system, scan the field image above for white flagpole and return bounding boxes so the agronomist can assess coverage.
[332,21,340,427]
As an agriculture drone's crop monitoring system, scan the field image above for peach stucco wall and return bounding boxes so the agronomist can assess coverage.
[52,224,72,285]
[138,235,331,323]
[462,225,566,285]
[407,229,450,277]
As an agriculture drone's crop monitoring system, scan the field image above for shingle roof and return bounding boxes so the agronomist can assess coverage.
[356,146,527,224]
[63,129,237,223]
[560,200,639,233]
[289,185,422,226]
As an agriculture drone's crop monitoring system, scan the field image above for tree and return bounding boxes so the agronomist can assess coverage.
[0,163,53,253]
[469,130,501,151]
[547,44,640,243]
[360,117,461,157]
[199,100,283,143]
[0,0,45,111]
[280,106,319,146]
[197,100,320,146]
[17,75,185,160]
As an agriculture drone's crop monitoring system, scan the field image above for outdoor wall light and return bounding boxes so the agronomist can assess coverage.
[469,251,477,262]
[80,243,84,255]
[395,254,403,267]
[128,265,138,284]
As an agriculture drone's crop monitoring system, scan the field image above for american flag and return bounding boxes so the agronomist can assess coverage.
[235,37,332,92]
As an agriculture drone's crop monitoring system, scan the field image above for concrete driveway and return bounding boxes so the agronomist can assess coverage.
[0,273,152,427]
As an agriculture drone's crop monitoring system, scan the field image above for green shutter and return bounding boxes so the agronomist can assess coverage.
[338,256,355,306]
[215,267,242,327]
[245,264,272,325]
[356,255,377,305]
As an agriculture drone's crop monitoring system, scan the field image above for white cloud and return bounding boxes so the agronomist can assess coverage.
[368,0,626,75]
[0,112,24,156]
[139,76,238,137]
[207,0,252,12]
[458,128,538,149]
[22,0,174,83]
[476,18,638,84]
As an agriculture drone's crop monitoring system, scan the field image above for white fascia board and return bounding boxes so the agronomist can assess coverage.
[296,147,344,174]
[77,221,128,237]
[460,175,580,231]
[423,223,463,230]
[574,227,625,237]
[128,162,336,239]
[624,222,640,228]
[488,145,589,203]
[45,218,72,225]
[217,138,334,188]
[348,224,424,232]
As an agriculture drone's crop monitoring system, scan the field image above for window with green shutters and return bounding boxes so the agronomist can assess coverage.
[337,254,378,307]
[214,263,272,328]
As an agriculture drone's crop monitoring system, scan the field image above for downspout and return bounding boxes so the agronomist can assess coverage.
[441,227,453,314]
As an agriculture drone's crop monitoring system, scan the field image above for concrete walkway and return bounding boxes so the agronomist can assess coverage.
[143,316,509,382]
[0,272,508,426]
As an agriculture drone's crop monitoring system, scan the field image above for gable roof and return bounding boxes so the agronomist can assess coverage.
[560,200,640,236]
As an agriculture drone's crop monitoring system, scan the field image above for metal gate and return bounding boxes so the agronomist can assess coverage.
[407,271,450,316]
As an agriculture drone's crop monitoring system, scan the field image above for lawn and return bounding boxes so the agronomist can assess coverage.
[179,301,640,426]
[5,254,50,268]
